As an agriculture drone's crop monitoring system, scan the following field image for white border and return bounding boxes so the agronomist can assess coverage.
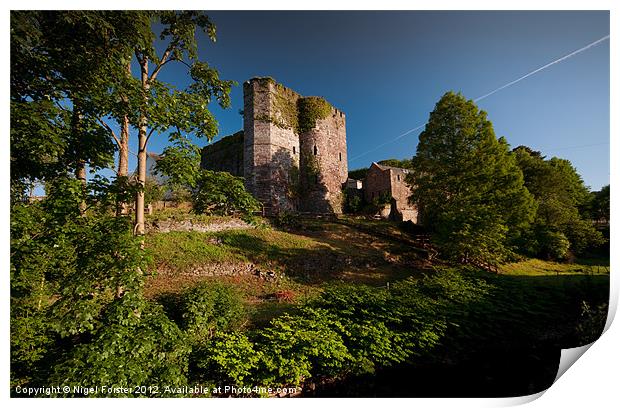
[2,1,616,407]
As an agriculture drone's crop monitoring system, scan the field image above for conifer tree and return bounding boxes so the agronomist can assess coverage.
[409,92,535,268]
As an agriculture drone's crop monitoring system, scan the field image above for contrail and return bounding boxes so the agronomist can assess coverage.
[473,35,610,102]
[349,35,610,163]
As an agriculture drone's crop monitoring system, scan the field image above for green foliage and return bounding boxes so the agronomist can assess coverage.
[192,170,260,216]
[256,308,353,385]
[10,178,155,389]
[252,81,332,135]
[377,158,414,169]
[372,191,392,207]
[50,299,190,395]
[180,282,246,343]
[298,149,322,195]
[537,230,571,260]
[193,331,261,386]
[409,92,536,268]
[297,96,333,134]
[576,301,608,344]
[144,177,164,205]
[272,211,302,229]
[271,84,299,131]
[343,191,363,214]
[590,185,610,223]
[155,138,201,190]
[513,146,605,258]
[348,167,369,181]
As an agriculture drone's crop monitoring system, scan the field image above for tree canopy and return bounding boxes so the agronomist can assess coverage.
[512,146,605,258]
[408,92,536,268]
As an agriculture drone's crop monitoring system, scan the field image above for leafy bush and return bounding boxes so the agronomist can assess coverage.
[50,298,190,395]
[255,308,353,386]
[272,211,302,229]
[537,230,570,260]
[192,170,260,216]
[144,177,165,205]
[193,331,261,386]
[180,282,246,343]
[343,190,363,214]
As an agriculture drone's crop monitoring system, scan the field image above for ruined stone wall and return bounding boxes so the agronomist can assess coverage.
[299,107,347,213]
[364,164,392,203]
[243,78,300,214]
[389,169,418,223]
[201,131,244,177]
[364,163,418,222]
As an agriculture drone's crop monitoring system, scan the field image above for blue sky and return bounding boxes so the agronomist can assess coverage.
[146,11,610,190]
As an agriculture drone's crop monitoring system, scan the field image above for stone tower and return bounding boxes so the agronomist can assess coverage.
[242,77,348,215]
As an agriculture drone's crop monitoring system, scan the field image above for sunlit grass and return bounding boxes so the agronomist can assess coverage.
[500,257,609,276]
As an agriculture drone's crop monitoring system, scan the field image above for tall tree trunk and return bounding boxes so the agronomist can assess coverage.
[72,106,87,215]
[135,56,149,235]
[117,61,131,216]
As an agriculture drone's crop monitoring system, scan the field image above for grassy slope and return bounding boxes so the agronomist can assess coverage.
[144,216,430,325]
[143,212,610,396]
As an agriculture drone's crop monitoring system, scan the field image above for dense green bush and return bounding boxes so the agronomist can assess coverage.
[537,230,570,260]
[191,269,492,389]
[192,170,260,216]
[193,331,261,386]
[255,308,353,386]
[49,299,190,395]
[180,282,246,343]
[272,211,302,229]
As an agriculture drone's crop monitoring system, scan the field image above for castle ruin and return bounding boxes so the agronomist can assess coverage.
[202,77,348,215]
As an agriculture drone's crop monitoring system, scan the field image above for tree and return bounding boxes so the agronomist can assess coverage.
[590,184,610,224]
[192,170,260,216]
[377,158,414,169]
[513,147,605,258]
[10,11,144,210]
[409,92,535,268]
[9,11,196,390]
[130,11,234,235]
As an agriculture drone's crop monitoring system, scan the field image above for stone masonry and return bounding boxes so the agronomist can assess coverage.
[202,77,348,215]
[364,162,418,222]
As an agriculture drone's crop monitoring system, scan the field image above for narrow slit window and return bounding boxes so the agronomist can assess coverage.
[293,146,296,154]
[339,152,342,161]
[314,145,318,155]
[397,174,400,181]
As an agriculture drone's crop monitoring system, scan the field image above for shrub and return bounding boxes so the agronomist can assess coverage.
[180,282,246,343]
[272,211,302,229]
[193,331,261,386]
[192,170,260,216]
[49,298,190,395]
[576,301,608,345]
[537,230,570,260]
[255,308,353,386]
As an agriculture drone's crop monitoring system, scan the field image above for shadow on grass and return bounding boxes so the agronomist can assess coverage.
[308,270,609,397]
[218,227,429,286]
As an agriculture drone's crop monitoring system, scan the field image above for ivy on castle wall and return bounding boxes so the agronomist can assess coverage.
[273,85,299,131]
[297,96,332,134]
[253,80,332,135]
